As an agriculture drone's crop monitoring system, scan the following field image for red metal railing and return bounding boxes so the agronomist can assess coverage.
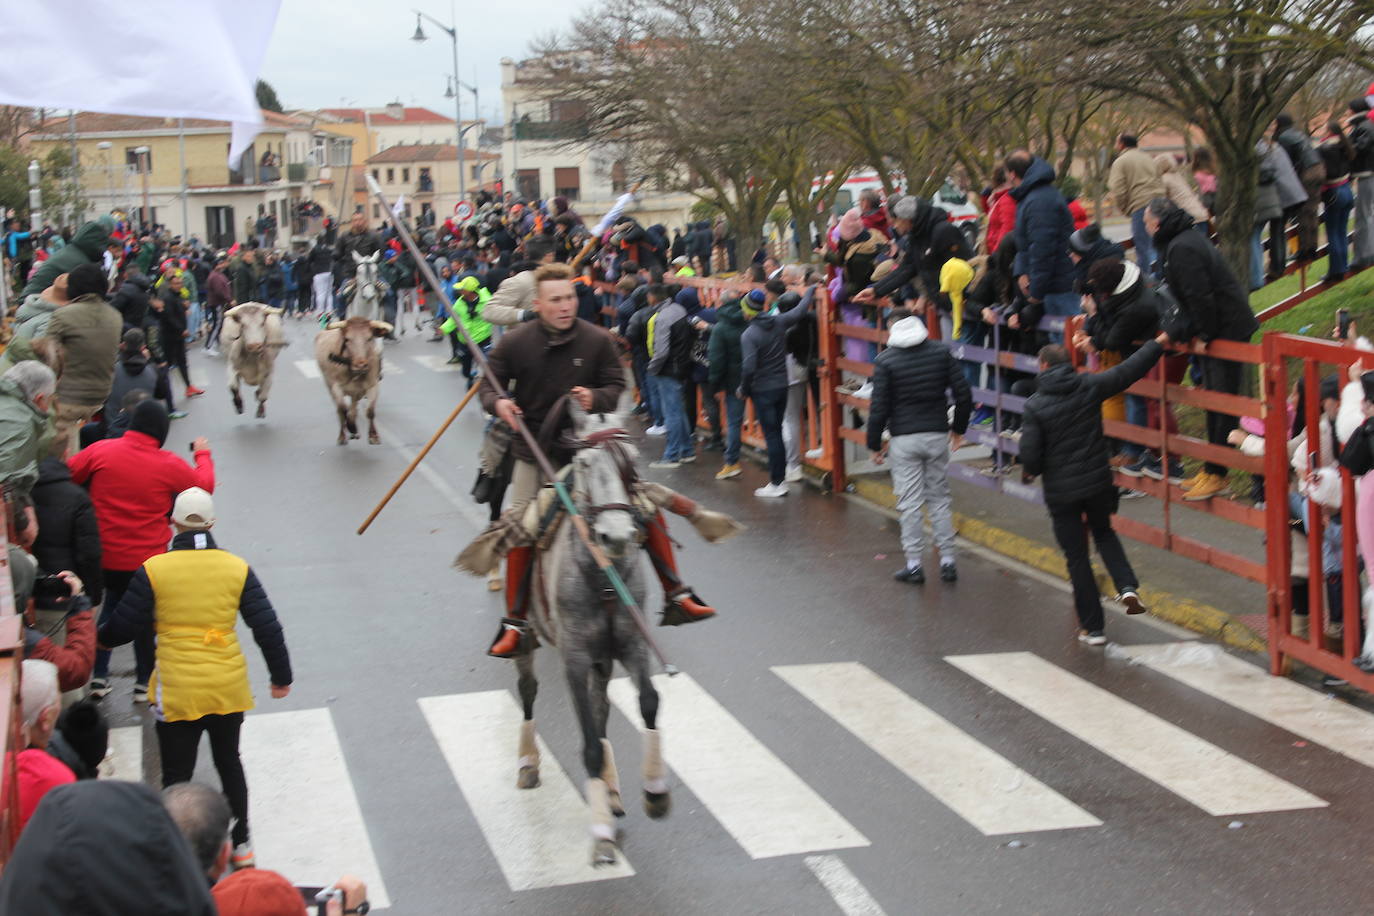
[0,503,22,868]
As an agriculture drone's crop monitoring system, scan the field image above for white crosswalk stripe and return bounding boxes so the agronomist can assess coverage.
[775,662,1101,835]
[410,354,464,373]
[417,690,635,890]
[946,652,1328,816]
[608,672,869,859]
[1121,642,1374,769]
[99,725,143,781]
[295,359,404,379]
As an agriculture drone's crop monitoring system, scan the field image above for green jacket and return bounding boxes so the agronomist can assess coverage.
[0,294,60,374]
[441,287,493,344]
[0,376,51,498]
[21,218,112,299]
[230,258,260,303]
[45,293,123,405]
[707,300,746,393]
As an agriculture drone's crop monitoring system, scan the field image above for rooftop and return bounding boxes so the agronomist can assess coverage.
[365,143,500,164]
[33,109,313,136]
[319,106,455,126]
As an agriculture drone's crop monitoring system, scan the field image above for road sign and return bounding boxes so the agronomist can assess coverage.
[454,201,474,221]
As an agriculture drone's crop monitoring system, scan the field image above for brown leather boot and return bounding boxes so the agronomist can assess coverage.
[643,513,717,626]
[489,547,536,657]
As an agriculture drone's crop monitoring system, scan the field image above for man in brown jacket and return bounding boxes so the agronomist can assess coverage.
[1108,134,1166,279]
[479,262,714,656]
[43,264,122,457]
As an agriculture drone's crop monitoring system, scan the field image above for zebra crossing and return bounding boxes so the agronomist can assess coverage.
[102,643,1374,908]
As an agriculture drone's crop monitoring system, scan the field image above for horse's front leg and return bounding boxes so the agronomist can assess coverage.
[514,652,541,789]
[626,648,670,819]
[565,657,617,865]
[591,660,625,818]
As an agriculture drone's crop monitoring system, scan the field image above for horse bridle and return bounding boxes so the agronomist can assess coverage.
[571,428,642,524]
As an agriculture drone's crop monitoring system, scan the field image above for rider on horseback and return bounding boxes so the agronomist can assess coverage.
[479,262,717,658]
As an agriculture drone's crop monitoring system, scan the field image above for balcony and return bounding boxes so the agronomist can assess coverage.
[416,178,435,194]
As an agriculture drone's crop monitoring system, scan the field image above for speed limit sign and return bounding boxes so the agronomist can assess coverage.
[454,201,474,221]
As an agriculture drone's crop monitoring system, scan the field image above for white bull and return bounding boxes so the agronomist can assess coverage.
[223,303,286,419]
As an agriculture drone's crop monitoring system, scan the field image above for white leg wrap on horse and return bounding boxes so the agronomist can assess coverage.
[599,738,621,793]
[642,729,668,795]
[518,720,539,769]
[586,777,616,839]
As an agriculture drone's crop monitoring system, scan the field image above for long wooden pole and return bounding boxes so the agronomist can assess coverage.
[356,382,481,535]
[363,175,678,675]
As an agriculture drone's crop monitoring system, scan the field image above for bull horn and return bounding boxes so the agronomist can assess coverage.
[223,305,244,320]
[325,320,347,330]
[369,321,394,333]
[265,306,284,315]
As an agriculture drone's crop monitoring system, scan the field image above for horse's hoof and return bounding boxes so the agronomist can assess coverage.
[591,839,618,866]
[609,790,625,819]
[516,766,541,790]
[644,790,671,820]
[337,435,347,446]
[232,397,243,415]
[256,403,266,419]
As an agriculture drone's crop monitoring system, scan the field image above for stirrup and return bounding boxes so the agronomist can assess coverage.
[659,588,717,627]
[487,617,538,658]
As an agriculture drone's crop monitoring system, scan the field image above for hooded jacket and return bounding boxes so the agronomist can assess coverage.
[105,349,159,424]
[707,300,747,393]
[66,402,215,570]
[0,375,51,497]
[1021,341,1163,505]
[870,200,969,301]
[1152,207,1258,344]
[45,292,123,405]
[31,457,103,603]
[646,297,694,381]
[0,780,217,915]
[1083,261,1162,358]
[0,293,62,373]
[1258,138,1308,209]
[866,317,972,451]
[740,289,815,397]
[21,218,112,299]
[110,273,152,327]
[1011,157,1076,302]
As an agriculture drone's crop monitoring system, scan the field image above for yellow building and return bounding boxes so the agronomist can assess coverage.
[29,110,353,248]
[361,144,500,224]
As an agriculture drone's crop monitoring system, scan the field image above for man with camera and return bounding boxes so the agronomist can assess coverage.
[14,544,96,695]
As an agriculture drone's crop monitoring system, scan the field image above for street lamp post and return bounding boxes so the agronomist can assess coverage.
[135,145,151,231]
[411,8,466,203]
[447,76,483,190]
[96,141,113,214]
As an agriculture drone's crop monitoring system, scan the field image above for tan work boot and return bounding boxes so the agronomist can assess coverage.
[1182,472,1227,501]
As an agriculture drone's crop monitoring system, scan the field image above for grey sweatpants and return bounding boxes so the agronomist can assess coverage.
[889,431,956,568]
[1355,175,1374,267]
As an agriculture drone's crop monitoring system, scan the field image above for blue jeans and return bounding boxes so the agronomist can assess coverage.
[1124,393,1148,459]
[752,387,789,484]
[723,392,745,464]
[654,375,692,461]
[956,321,986,395]
[1041,291,1080,317]
[1131,208,1157,278]
[1324,183,1355,275]
[1249,227,1265,290]
[638,360,663,426]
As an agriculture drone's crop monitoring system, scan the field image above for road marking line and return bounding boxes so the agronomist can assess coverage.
[295,359,321,379]
[608,673,868,858]
[99,725,143,781]
[946,652,1327,816]
[418,691,635,891]
[805,854,887,916]
[1123,642,1374,769]
[410,354,464,373]
[241,709,391,908]
[775,662,1101,835]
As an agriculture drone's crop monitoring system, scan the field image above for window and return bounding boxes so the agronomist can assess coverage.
[372,204,380,218]
[386,168,395,183]
[554,167,580,201]
[516,169,540,200]
[548,100,588,123]
[371,169,380,181]
[418,167,433,192]
[125,147,151,172]
[610,159,627,194]
[471,165,480,181]
[402,167,410,183]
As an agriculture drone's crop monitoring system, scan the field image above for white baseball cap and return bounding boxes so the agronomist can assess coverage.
[172,488,216,529]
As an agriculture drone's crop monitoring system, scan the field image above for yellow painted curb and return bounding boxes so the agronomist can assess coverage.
[848,474,1267,653]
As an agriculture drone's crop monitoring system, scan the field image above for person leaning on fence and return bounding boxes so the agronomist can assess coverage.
[1144,196,1259,502]
[1019,330,1171,646]
[867,307,972,584]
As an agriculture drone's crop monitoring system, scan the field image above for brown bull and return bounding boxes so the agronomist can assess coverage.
[314,317,391,445]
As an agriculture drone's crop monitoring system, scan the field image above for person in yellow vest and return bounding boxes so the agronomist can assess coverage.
[440,275,493,387]
[96,487,292,872]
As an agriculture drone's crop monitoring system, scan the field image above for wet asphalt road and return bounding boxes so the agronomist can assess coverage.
[99,316,1374,915]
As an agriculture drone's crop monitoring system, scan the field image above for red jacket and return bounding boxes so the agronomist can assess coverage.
[985,190,1017,254]
[1068,198,1089,231]
[66,432,215,571]
[26,610,95,692]
[12,749,74,835]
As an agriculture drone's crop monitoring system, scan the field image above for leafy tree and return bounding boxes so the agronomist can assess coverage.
[256,79,284,113]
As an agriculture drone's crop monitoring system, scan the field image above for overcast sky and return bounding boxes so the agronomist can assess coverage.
[259,0,587,126]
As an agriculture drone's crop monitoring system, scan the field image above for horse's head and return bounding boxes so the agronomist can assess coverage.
[352,251,380,290]
[568,399,638,558]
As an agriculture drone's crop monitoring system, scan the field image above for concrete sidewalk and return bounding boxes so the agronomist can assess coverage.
[844,467,1269,652]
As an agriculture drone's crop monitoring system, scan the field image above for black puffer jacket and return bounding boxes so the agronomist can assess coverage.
[871,199,970,301]
[1153,207,1258,344]
[1084,264,1162,358]
[109,273,152,328]
[31,458,103,604]
[1020,341,1163,506]
[866,317,972,451]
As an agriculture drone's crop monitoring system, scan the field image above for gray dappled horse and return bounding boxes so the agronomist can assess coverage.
[513,402,670,866]
[343,250,387,322]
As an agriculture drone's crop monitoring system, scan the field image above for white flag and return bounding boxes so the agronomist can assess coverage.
[0,0,281,167]
[392,194,408,217]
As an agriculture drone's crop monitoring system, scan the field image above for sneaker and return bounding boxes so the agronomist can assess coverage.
[970,406,995,427]
[1118,486,1147,500]
[645,425,668,437]
[649,459,681,470]
[715,463,742,480]
[88,677,112,699]
[805,447,824,460]
[1120,454,1159,479]
[939,562,958,582]
[446,355,462,364]
[1077,630,1107,646]
[185,386,205,398]
[1108,452,1133,470]
[1182,472,1227,501]
[168,410,188,420]
[1116,589,1147,615]
[1178,470,1206,490]
[894,565,925,584]
[1164,460,1185,484]
[852,382,874,400]
[678,454,697,464]
[784,465,803,483]
[231,843,256,870]
[754,482,789,498]
[204,347,220,357]
[132,683,149,703]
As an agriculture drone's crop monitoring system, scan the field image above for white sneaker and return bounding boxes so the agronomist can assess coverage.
[679,454,697,464]
[649,459,680,470]
[645,425,667,437]
[852,382,874,400]
[754,482,789,498]
[804,447,824,460]
[784,465,803,482]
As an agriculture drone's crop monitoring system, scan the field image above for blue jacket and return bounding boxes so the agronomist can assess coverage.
[1011,157,1075,301]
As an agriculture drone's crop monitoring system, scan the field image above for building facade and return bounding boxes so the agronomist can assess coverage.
[360,144,500,225]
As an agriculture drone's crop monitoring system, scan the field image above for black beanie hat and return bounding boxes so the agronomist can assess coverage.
[128,399,170,446]
[1069,223,1103,255]
[56,700,109,776]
